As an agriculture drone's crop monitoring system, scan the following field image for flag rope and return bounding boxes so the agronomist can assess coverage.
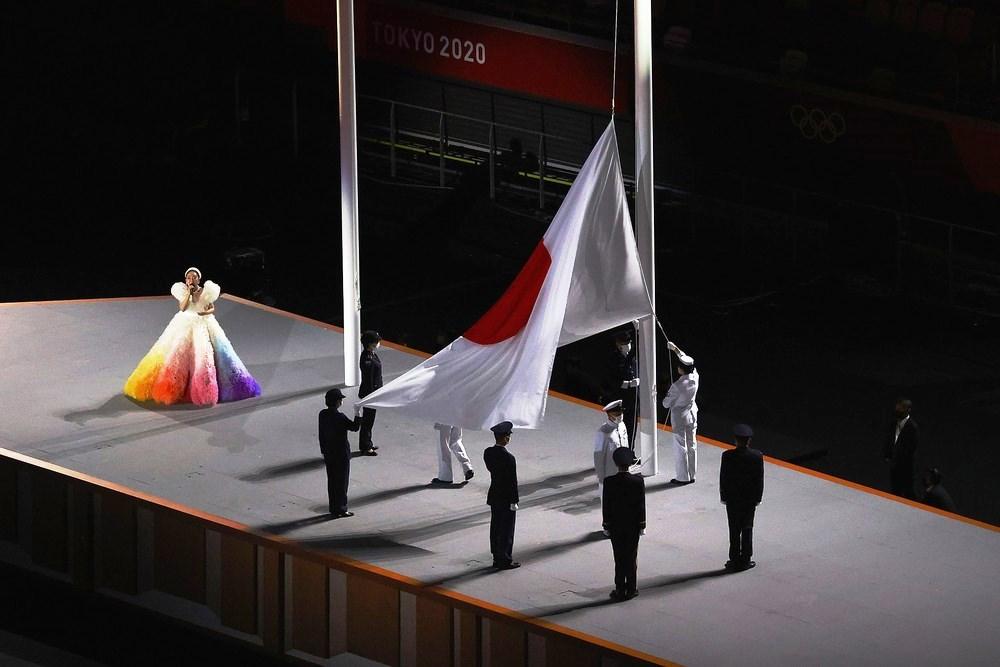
[610,0,619,116]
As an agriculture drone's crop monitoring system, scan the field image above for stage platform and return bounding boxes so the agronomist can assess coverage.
[1,296,998,666]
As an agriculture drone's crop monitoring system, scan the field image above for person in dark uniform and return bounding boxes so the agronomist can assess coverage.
[318,388,362,517]
[921,468,957,512]
[358,330,383,456]
[484,421,519,570]
[602,447,646,601]
[720,423,764,571]
[882,398,918,499]
[601,329,639,447]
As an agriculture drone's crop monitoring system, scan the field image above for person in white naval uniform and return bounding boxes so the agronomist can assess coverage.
[431,423,475,484]
[595,400,630,534]
[662,342,699,485]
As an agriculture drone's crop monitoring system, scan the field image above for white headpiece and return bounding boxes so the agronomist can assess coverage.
[184,267,202,279]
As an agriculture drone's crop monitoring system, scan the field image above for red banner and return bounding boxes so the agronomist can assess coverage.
[286,0,626,112]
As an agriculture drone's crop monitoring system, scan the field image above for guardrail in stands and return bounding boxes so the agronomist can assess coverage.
[0,447,670,666]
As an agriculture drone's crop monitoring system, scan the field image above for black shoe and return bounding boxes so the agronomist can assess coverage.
[430,477,451,485]
[494,561,521,570]
[333,511,354,518]
[361,449,378,456]
[624,590,639,600]
[724,560,738,570]
[464,469,475,481]
[670,478,695,485]
[609,589,625,601]
[370,444,379,450]
[739,560,756,571]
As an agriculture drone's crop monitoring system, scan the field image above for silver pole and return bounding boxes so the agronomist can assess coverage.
[634,0,658,476]
[537,134,545,209]
[337,0,361,386]
[439,112,445,187]
[489,124,496,200]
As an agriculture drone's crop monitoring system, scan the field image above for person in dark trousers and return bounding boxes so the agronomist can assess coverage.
[318,388,362,518]
[601,329,639,447]
[720,423,764,571]
[921,468,957,512]
[882,398,918,499]
[358,330,383,455]
[602,447,646,601]
[484,421,519,570]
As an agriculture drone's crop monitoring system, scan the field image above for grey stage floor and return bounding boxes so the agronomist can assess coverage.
[1,297,998,666]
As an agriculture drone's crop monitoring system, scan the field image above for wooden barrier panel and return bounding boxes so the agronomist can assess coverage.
[290,555,330,658]
[458,608,481,667]
[0,459,16,542]
[415,594,453,667]
[68,484,94,589]
[545,635,601,667]
[258,546,283,653]
[96,491,137,594]
[220,533,257,635]
[30,470,68,573]
[488,617,527,667]
[347,574,400,666]
[154,510,206,603]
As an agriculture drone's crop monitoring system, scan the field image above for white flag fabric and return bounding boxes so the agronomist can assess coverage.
[357,122,652,430]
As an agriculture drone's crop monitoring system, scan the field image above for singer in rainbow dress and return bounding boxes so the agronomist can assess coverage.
[124,267,261,407]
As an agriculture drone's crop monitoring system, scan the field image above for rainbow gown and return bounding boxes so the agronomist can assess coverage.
[124,281,261,407]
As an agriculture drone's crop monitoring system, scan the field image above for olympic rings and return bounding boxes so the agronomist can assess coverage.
[790,105,846,144]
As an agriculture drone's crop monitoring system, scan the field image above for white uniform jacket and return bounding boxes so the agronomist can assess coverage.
[662,370,699,428]
[594,420,628,485]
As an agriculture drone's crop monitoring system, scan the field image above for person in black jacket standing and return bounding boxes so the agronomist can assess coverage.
[720,423,764,571]
[602,447,646,601]
[601,329,639,447]
[882,398,918,499]
[318,388,362,517]
[358,330,383,456]
[484,421,520,570]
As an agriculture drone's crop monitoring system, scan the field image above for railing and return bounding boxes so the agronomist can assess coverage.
[353,93,1000,312]
[0,447,669,666]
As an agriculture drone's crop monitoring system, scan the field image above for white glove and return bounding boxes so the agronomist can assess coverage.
[510,503,518,511]
[640,528,646,536]
[631,378,640,388]
[667,341,679,353]
[354,404,363,417]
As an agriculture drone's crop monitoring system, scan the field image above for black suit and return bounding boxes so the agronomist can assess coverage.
[358,348,383,452]
[319,408,361,513]
[484,445,518,564]
[720,446,764,564]
[602,471,646,595]
[882,418,918,499]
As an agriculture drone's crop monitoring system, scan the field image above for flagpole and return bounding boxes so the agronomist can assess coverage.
[634,0,658,476]
[338,0,361,386]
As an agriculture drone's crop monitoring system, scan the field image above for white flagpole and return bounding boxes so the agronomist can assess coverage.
[634,0,658,476]
[337,0,361,386]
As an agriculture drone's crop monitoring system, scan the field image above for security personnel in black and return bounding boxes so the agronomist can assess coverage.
[602,447,646,601]
[358,330,383,455]
[601,329,639,447]
[318,388,362,517]
[484,421,519,569]
[720,423,764,571]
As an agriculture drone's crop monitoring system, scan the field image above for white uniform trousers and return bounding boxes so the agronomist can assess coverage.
[672,425,698,482]
[436,425,473,483]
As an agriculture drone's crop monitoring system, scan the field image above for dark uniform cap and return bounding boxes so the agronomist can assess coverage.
[490,421,513,436]
[325,388,345,403]
[612,447,637,467]
[361,330,381,346]
[733,423,754,438]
